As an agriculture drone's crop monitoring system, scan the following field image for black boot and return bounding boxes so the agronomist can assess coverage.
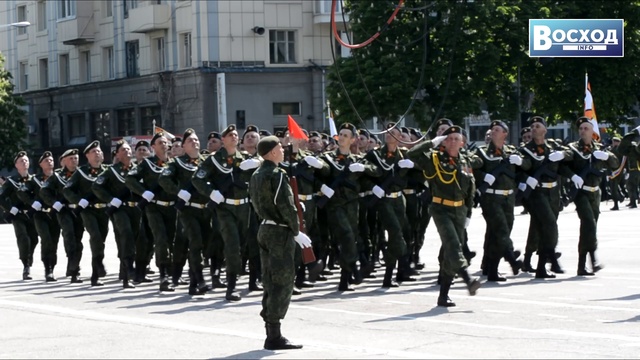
[188,269,206,296]
[69,255,83,284]
[611,199,619,210]
[458,267,481,295]
[98,261,107,278]
[249,258,264,292]
[44,258,56,282]
[487,259,507,282]
[172,264,188,286]
[338,269,354,291]
[210,263,226,289]
[549,250,564,274]
[91,258,104,287]
[522,252,535,273]
[437,275,456,307]
[306,260,324,283]
[381,264,399,288]
[535,253,555,279]
[589,250,603,273]
[350,262,363,285]
[294,265,313,289]
[196,267,211,293]
[134,261,152,284]
[577,252,594,276]
[396,256,417,283]
[123,258,136,289]
[504,250,522,276]
[159,265,175,292]
[263,322,303,350]
[359,253,375,279]
[225,274,241,301]
[118,260,126,281]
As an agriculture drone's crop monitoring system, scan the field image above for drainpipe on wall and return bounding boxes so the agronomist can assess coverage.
[309,60,326,131]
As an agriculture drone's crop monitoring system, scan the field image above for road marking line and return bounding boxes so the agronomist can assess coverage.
[483,309,511,314]
[548,297,575,301]
[577,283,603,287]
[386,300,410,305]
[538,313,568,319]
[499,293,523,297]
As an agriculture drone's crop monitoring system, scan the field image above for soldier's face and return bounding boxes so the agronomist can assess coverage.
[15,156,29,174]
[358,134,369,149]
[338,129,355,148]
[223,131,239,148]
[243,132,259,147]
[308,136,322,152]
[87,147,104,165]
[136,146,151,161]
[531,122,547,140]
[116,143,132,163]
[444,133,464,155]
[172,142,185,156]
[208,137,222,152]
[39,156,54,172]
[384,128,401,145]
[183,134,201,155]
[436,124,450,136]
[579,123,594,142]
[612,140,620,148]
[522,132,532,143]
[272,143,285,163]
[485,130,492,142]
[152,136,169,156]
[64,155,79,170]
[491,126,508,143]
[367,138,376,150]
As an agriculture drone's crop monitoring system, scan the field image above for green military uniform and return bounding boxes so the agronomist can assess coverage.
[93,160,140,288]
[619,131,640,208]
[245,150,264,292]
[63,161,110,286]
[0,171,39,280]
[607,141,625,210]
[158,151,212,295]
[564,133,618,275]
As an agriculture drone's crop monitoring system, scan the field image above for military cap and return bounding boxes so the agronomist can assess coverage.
[221,124,237,137]
[436,118,454,128]
[528,116,547,127]
[576,116,592,128]
[13,150,27,164]
[490,120,509,132]
[171,137,182,144]
[400,126,410,134]
[357,129,370,138]
[151,131,166,145]
[84,140,101,154]
[200,149,211,155]
[259,129,272,137]
[328,137,337,145]
[183,128,196,141]
[38,151,53,164]
[243,125,259,139]
[385,122,397,131]
[442,125,463,136]
[60,148,79,160]
[274,130,285,138]
[461,128,468,138]
[320,133,330,141]
[409,128,423,138]
[339,122,357,136]
[309,131,321,139]
[114,139,127,153]
[135,140,150,150]
[520,127,532,137]
[208,131,221,140]
[258,135,281,156]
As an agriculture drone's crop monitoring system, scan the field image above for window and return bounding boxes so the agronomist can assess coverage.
[140,106,161,135]
[92,111,111,143]
[180,33,192,68]
[37,1,47,31]
[17,5,27,35]
[125,41,139,78]
[153,37,166,71]
[269,30,296,64]
[80,51,91,82]
[103,0,113,17]
[103,46,114,80]
[39,58,48,88]
[59,54,70,85]
[19,62,28,91]
[58,0,76,19]
[123,0,138,18]
[68,114,86,146]
[273,102,301,116]
[117,108,136,136]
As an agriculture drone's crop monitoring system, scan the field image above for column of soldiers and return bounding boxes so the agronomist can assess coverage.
[0,115,623,309]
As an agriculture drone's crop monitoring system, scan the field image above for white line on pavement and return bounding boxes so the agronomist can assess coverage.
[537,313,568,319]
[386,301,410,305]
[483,309,511,314]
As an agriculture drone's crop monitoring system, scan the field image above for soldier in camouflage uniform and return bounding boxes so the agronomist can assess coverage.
[249,135,309,351]
[242,125,264,292]
[0,151,39,280]
[607,137,624,210]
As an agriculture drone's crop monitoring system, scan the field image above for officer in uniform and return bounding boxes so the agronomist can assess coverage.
[125,132,177,292]
[93,140,140,288]
[17,151,61,282]
[0,151,39,280]
[608,137,625,210]
[407,126,481,307]
[41,149,85,283]
[564,117,618,275]
[207,131,223,154]
[192,124,261,301]
[620,130,640,208]
[63,141,110,286]
[171,137,185,157]
[249,135,311,351]
[242,125,264,291]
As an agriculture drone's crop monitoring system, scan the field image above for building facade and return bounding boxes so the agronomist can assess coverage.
[0,0,348,158]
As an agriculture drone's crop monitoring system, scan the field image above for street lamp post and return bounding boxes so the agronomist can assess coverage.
[0,21,31,29]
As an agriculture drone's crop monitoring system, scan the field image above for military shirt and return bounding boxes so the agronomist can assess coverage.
[16,173,53,209]
[363,144,409,193]
[40,168,74,207]
[249,160,299,235]
[0,174,32,212]
[619,132,640,171]
[192,147,254,200]
[63,164,109,205]
[125,155,175,202]
[317,149,378,206]
[518,139,573,182]
[562,139,619,187]
[469,142,521,190]
[158,154,210,205]
[93,162,136,204]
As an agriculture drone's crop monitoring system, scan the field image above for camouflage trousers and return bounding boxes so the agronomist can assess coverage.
[574,190,601,254]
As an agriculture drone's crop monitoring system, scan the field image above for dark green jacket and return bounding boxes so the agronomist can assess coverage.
[192,147,254,200]
[0,174,32,212]
[93,162,136,203]
[563,139,619,187]
[249,160,299,235]
[159,154,210,204]
[125,156,175,202]
[63,164,109,205]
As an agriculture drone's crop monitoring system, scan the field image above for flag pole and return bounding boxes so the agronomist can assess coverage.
[153,119,156,134]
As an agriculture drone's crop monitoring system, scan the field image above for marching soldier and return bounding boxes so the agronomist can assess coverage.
[608,137,625,210]
[249,135,310,350]
[242,125,264,291]
[0,151,39,280]
[17,151,61,282]
[171,137,185,157]
[207,131,223,154]
[63,141,110,286]
[132,140,154,284]
[621,130,640,208]
[40,149,85,283]
[564,117,618,275]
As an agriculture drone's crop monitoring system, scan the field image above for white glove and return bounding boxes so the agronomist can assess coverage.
[549,151,564,162]
[518,183,526,192]
[31,201,42,211]
[526,176,538,189]
[398,159,414,169]
[239,158,261,170]
[178,189,191,202]
[9,207,19,215]
[349,163,365,172]
[303,156,323,169]
[571,174,584,189]
[372,185,385,198]
[593,150,609,161]
[634,125,640,135]
[210,190,224,204]
[484,174,496,185]
[78,198,89,208]
[432,135,447,147]
[626,173,630,180]
[293,232,312,249]
[142,191,155,202]
[465,217,471,228]
[52,201,63,212]
[299,202,306,213]
[509,154,523,166]
[110,198,122,208]
[320,184,335,199]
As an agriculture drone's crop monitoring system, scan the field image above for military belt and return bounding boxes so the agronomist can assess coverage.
[485,189,514,196]
[186,202,207,209]
[68,204,78,209]
[358,191,373,198]
[538,181,558,189]
[432,196,464,207]
[224,198,249,206]
[581,185,600,192]
[152,200,175,207]
[298,194,314,201]
[261,219,288,228]
[38,208,52,213]
[403,189,416,195]
[385,191,403,199]
[92,203,108,209]
[123,201,137,207]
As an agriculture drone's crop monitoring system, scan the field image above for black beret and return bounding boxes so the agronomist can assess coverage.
[135,140,150,150]
[84,140,100,154]
[491,120,509,132]
[200,149,211,155]
[38,151,53,164]
[114,139,127,153]
[259,129,272,137]
[151,132,166,145]
[409,128,423,138]
[309,131,321,138]
[208,131,221,140]
[442,125,463,136]
[320,133,330,141]
[357,129,370,138]
[171,137,182,144]
[386,122,397,131]
[274,130,285,138]
[13,150,27,164]
[371,134,380,142]
[243,125,259,139]
[436,118,454,128]
[461,129,468,138]
[60,148,79,160]
[576,116,592,128]
[400,127,410,134]
[183,128,196,141]
[528,116,547,127]
[340,122,356,135]
[520,127,532,137]
[258,135,280,156]
[221,124,237,137]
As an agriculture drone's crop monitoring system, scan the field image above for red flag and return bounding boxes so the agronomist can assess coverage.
[287,115,308,140]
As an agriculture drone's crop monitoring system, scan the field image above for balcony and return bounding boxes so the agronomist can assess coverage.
[128,4,171,33]
[58,2,95,45]
[314,0,348,24]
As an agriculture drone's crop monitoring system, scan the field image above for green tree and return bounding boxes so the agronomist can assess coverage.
[0,53,28,170]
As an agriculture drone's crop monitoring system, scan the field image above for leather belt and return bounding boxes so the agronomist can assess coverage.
[92,203,107,209]
[186,202,207,209]
[359,191,373,198]
[403,189,416,195]
[152,200,175,207]
[485,189,514,196]
[432,196,464,207]
[538,181,558,189]
[298,194,314,201]
[68,204,78,209]
[39,208,51,213]
[123,201,137,207]
[224,198,249,206]
[385,191,403,199]
[581,185,600,192]
[262,219,288,228]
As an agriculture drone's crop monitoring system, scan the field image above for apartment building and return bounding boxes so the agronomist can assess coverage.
[0,0,348,156]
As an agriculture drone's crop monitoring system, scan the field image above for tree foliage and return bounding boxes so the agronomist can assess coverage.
[0,53,28,170]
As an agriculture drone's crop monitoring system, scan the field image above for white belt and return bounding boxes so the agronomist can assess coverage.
[359,191,373,198]
[298,194,314,201]
[224,198,249,206]
[485,189,514,196]
[262,219,288,228]
[538,181,558,189]
[581,185,600,192]
[186,202,207,209]
[385,191,403,199]
[403,189,416,195]
[152,200,175,207]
